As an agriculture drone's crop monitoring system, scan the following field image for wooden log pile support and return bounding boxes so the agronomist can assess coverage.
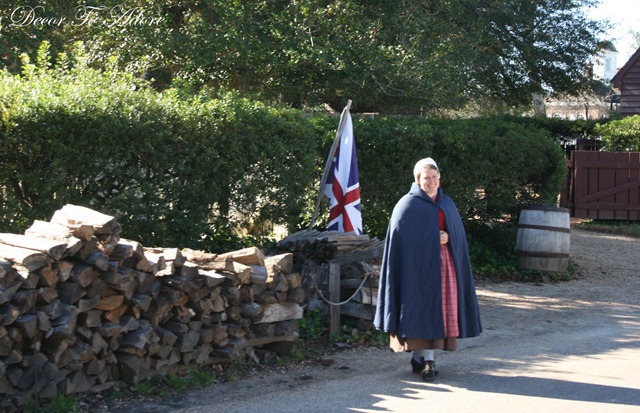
[0,205,305,411]
[277,230,383,334]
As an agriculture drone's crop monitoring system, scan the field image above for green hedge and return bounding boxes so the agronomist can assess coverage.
[1,42,571,259]
[309,115,567,239]
[0,43,318,250]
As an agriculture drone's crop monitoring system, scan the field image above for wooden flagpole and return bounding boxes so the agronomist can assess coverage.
[308,100,352,230]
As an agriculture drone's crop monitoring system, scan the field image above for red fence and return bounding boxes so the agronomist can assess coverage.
[561,151,640,220]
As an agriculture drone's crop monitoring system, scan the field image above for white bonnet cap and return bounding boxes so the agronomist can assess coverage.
[413,157,439,181]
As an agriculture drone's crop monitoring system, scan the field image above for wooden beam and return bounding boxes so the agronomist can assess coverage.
[329,262,340,335]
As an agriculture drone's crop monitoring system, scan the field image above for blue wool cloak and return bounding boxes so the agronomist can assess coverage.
[373,183,482,340]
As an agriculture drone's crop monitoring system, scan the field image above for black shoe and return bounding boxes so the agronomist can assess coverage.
[410,357,425,374]
[421,360,438,382]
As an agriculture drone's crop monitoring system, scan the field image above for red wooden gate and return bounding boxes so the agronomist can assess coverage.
[561,151,640,220]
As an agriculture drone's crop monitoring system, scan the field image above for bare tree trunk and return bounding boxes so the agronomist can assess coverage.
[532,92,546,117]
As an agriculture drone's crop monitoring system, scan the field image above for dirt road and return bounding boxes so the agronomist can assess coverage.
[102,228,640,413]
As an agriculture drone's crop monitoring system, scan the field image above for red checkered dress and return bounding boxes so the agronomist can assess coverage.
[440,244,459,337]
[439,206,459,337]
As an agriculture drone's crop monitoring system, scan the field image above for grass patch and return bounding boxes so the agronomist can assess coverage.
[24,394,78,413]
[126,366,220,399]
[573,219,640,238]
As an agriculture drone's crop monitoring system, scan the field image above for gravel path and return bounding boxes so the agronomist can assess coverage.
[484,227,640,306]
[568,228,640,304]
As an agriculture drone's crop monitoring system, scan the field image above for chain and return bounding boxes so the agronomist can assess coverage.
[306,270,372,306]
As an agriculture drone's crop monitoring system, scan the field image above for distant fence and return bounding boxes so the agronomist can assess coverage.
[561,150,640,220]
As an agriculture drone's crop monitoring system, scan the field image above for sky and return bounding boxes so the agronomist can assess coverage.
[587,0,640,67]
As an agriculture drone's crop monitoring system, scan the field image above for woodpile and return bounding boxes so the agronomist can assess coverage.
[0,205,304,410]
[278,229,384,265]
[277,229,383,326]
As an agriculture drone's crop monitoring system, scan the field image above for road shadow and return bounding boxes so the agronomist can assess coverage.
[346,282,640,412]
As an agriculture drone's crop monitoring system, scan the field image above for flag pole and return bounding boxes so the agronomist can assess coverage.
[308,99,352,231]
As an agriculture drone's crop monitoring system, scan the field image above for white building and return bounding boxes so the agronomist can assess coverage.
[593,41,618,84]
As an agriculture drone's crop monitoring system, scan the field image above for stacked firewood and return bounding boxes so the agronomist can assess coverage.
[278,229,384,265]
[0,205,304,410]
[277,229,383,323]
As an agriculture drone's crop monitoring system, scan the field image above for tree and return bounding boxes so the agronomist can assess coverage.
[455,0,606,113]
[1,1,607,113]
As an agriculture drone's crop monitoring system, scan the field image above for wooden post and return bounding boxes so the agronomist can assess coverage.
[329,262,341,335]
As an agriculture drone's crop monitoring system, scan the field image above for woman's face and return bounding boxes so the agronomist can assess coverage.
[418,167,440,198]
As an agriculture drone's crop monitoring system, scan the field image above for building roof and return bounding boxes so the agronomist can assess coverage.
[611,46,640,89]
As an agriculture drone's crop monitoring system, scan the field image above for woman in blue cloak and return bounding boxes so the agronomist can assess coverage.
[374,157,482,382]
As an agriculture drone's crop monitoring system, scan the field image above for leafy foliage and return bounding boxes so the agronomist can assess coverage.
[331,115,567,239]
[0,1,607,113]
[1,43,577,266]
[594,115,640,150]
[0,42,317,250]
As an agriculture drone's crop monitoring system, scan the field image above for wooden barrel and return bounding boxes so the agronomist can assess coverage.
[515,206,570,273]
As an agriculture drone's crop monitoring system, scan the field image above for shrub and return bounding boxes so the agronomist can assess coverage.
[0,42,318,250]
[595,115,640,151]
[1,41,569,265]
[312,115,566,239]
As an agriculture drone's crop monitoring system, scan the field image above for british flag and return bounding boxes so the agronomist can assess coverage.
[324,107,362,234]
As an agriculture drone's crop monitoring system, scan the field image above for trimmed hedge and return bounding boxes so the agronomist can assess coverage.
[310,115,567,239]
[0,43,318,251]
[1,42,570,258]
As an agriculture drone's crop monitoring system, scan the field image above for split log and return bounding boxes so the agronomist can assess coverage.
[241,303,264,322]
[121,321,158,350]
[134,270,157,294]
[0,234,68,261]
[339,302,375,321]
[286,287,306,304]
[268,272,289,293]
[69,263,99,288]
[55,261,74,282]
[95,295,124,311]
[219,247,265,266]
[234,262,253,285]
[249,265,268,284]
[37,286,58,304]
[0,281,22,307]
[250,322,275,338]
[104,303,128,324]
[145,247,184,268]
[77,295,100,312]
[199,269,226,288]
[56,282,86,305]
[25,218,92,245]
[274,319,298,336]
[74,237,99,261]
[50,204,121,236]
[285,272,302,289]
[36,264,58,287]
[264,253,293,274]
[0,244,52,272]
[257,303,303,324]
[181,249,221,264]
[130,293,152,312]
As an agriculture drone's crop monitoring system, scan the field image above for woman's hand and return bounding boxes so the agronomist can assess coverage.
[439,230,449,245]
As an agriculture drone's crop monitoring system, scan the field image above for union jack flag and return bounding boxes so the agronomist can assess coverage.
[323,105,362,234]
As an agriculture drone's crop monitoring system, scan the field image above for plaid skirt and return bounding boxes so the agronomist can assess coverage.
[389,243,459,352]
